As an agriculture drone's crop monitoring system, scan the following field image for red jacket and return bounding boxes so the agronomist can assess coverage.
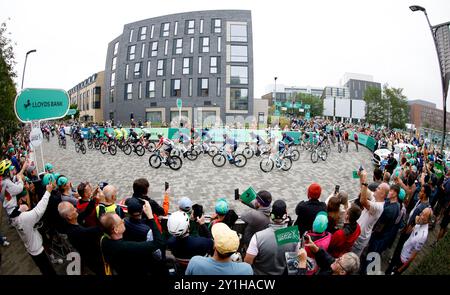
[327,224,361,258]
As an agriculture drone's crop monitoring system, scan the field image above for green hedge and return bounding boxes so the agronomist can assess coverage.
[409,232,450,275]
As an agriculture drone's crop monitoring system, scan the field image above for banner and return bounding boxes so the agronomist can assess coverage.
[275,225,300,246]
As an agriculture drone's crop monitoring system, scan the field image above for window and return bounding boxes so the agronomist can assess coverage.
[110,73,115,87]
[146,111,162,123]
[150,24,155,38]
[125,83,133,100]
[230,88,248,110]
[217,78,221,96]
[125,64,129,79]
[200,37,209,53]
[146,81,155,98]
[164,39,168,55]
[112,57,117,71]
[162,80,166,97]
[198,78,209,97]
[190,37,194,53]
[146,61,151,77]
[150,41,158,57]
[128,45,136,60]
[134,62,142,78]
[109,89,114,103]
[230,24,247,42]
[138,82,142,99]
[157,59,165,76]
[183,57,192,74]
[161,22,170,37]
[200,19,204,34]
[141,43,145,59]
[230,45,248,62]
[171,58,175,75]
[230,66,248,84]
[174,21,178,35]
[217,36,221,53]
[198,57,202,74]
[171,79,181,97]
[139,26,147,40]
[129,29,134,42]
[173,38,183,54]
[213,19,221,33]
[186,20,195,34]
[113,42,119,55]
[210,57,219,74]
[188,78,193,97]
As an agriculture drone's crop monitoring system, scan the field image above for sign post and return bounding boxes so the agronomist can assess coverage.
[176,98,182,127]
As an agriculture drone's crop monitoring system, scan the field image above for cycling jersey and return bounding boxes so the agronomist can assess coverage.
[278,140,286,153]
[178,133,190,144]
[283,135,295,146]
[114,129,123,140]
[255,135,266,146]
[223,137,238,152]
[59,128,66,138]
[159,137,174,148]
[201,130,212,142]
[120,128,128,140]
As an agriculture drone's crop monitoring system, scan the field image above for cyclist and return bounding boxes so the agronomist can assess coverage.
[59,124,66,140]
[89,124,100,139]
[282,132,295,148]
[222,133,238,163]
[129,128,141,144]
[176,130,190,157]
[249,131,267,156]
[199,128,214,153]
[113,126,123,144]
[120,125,128,141]
[155,133,175,163]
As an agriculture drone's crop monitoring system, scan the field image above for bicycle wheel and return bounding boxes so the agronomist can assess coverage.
[260,157,274,173]
[212,154,226,167]
[109,144,117,156]
[63,140,66,149]
[75,143,80,153]
[234,154,247,168]
[320,150,328,161]
[122,144,132,155]
[291,149,300,161]
[338,144,342,153]
[100,144,107,154]
[242,147,254,159]
[149,154,162,168]
[134,145,145,156]
[168,156,183,171]
[94,140,101,150]
[171,149,181,158]
[186,150,198,161]
[87,140,93,149]
[281,158,293,171]
[147,142,156,152]
[208,145,219,157]
[81,144,86,154]
[311,150,318,163]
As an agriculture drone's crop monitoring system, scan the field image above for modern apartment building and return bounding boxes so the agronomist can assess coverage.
[67,71,104,122]
[103,10,254,126]
[408,99,450,131]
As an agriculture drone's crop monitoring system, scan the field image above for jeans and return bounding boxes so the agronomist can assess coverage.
[30,251,57,275]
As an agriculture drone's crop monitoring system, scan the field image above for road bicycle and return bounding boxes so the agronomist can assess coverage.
[58,136,67,149]
[259,152,293,172]
[75,140,87,154]
[212,147,247,168]
[149,149,183,170]
[284,145,300,161]
[310,145,328,163]
[191,141,219,157]
[242,142,271,159]
[100,139,117,156]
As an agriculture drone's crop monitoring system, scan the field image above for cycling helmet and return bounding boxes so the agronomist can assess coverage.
[215,198,229,215]
[282,133,287,138]
[45,163,54,172]
[157,133,163,138]
[167,211,190,237]
[0,160,12,175]
[42,173,55,186]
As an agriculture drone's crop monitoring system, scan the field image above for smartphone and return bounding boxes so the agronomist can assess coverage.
[98,182,108,190]
[359,165,364,172]
[192,204,203,219]
[335,185,340,195]
[165,182,169,191]
[234,188,240,200]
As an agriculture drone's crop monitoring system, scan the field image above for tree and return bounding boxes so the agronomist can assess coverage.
[294,92,323,117]
[0,20,19,144]
[364,86,384,126]
[64,103,80,120]
[385,86,409,129]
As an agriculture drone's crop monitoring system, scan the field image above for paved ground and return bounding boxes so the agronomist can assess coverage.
[31,136,374,216]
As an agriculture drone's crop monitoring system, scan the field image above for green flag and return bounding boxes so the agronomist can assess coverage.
[434,163,444,178]
[240,186,257,205]
[352,170,360,179]
[275,225,300,246]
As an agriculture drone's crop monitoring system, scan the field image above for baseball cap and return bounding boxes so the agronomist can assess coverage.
[57,176,68,187]
[26,165,36,174]
[211,223,239,254]
[271,199,287,220]
[215,198,229,215]
[45,163,53,172]
[178,197,193,212]
[42,173,55,186]
[125,197,143,215]
[256,190,272,207]
[398,188,406,201]
[312,211,328,234]
[307,183,322,200]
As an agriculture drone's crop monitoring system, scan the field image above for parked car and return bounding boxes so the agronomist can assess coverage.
[372,143,417,166]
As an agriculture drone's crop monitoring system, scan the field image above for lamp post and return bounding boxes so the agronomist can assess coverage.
[274,76,278,105]
[410,5,448,152]
[21,49,37,89]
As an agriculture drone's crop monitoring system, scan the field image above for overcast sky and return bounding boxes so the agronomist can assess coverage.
[2,0,449,109]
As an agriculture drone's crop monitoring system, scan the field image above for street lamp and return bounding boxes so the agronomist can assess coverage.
[274,76,278,105]
[21,49,37,89]
[410,5,448,152]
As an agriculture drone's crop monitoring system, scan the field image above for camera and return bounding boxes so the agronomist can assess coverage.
[98,182,108,190]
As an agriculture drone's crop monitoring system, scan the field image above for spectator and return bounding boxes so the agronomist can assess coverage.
[185,223,253,275]
[167,211,214,260]
[328,205,362,258]
[123,197,154,242]
[351,170,387,257]
[58,198,103,275]
[41,173,66,234]
[294,183,327,235]
[99,208,167,275]
[76,182,98,227]
[10,182,56,275]
[304,211,332,275]
[56,176,78,207]
[297,238,360,275]
[96,185,125,219]
[368,168,383,192]
[44,163,54,175]
[240,190,272,246]
[244,200,297,275]
[209,198,229,229]
[0,159,26,215]
[132,178,168,219]
[326,197,341,233]
[383,171,391,184]
[386,208,432,275]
